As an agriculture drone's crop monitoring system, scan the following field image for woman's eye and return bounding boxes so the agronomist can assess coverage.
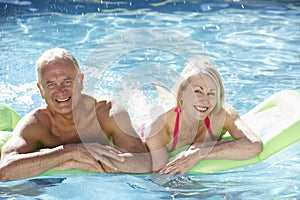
[194,89,202,93]
[208,92,216,96]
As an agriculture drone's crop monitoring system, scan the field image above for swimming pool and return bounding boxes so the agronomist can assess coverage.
[1,0,300,199]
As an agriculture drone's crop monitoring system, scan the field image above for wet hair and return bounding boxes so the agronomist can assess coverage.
[175,56,225,114]
[36,47,80,83]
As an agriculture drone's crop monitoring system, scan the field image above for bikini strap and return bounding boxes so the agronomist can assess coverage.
[171,107,181,151]
[204,117,221,141]
[138,123,146,142]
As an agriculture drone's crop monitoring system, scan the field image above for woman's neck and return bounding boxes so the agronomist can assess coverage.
[180,109,201,127]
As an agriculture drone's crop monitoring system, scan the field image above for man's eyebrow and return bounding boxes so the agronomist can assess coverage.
[45,80,54,84]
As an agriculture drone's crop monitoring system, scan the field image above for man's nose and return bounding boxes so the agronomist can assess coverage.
[56,84,66,93]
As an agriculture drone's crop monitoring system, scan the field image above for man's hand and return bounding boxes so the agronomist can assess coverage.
[63,143,126,173]
[52,159,103,172]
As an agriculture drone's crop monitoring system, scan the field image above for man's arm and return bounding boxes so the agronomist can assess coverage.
[0,114,122,181]
[0,137,126,181]
[0,140,74,181]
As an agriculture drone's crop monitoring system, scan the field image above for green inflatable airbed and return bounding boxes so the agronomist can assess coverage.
[1,90,300,175]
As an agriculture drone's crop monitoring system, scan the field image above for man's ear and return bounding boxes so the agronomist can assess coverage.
[37,82,45,99]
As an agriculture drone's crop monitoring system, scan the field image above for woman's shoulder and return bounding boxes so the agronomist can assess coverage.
[158,107,177,124]
[96,99,111,109]
[150,108,175,132]
[222,103,240,121]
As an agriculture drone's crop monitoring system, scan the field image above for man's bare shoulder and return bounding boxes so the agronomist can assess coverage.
[3,106,52,154]
[35,107,51,121]
[14,106,51,135]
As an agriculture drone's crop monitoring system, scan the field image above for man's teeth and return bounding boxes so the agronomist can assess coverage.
[56,97,70,102]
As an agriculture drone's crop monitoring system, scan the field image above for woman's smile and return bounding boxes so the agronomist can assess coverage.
[194,105,209,113]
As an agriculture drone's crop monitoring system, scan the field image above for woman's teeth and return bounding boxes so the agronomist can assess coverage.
[194,105,208,112]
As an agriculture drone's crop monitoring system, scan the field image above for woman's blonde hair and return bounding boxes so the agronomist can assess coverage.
[36,47,80,83]
[175,56,225,114]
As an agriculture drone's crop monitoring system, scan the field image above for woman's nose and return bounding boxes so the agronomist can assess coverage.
[199,94,210,102]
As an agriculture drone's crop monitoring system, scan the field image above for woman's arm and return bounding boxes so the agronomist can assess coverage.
[159,104,263,174]
[195,103,262,160]
[98,102,152,173]
[144,111,173,172]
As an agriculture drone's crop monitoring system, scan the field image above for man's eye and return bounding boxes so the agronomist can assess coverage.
[64,80,73,85]
[46,83,55,88]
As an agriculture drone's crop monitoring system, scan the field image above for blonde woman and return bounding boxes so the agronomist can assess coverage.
[145,56,262,175]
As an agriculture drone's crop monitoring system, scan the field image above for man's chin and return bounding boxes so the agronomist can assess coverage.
[54,106,73,115]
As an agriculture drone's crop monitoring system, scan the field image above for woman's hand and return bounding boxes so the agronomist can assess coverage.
[159,146,202,175]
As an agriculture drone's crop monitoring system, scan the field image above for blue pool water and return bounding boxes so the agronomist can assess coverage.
[1,0,300,199]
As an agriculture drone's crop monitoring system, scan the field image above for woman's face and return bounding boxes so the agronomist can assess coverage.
[181,73,217,120]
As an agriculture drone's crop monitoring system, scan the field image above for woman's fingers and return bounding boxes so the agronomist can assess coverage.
[84,143,134,171]
[85,143,125,162]
[159,162,176,174]
[97,156,118,171]
[159,156,189,175]
[100,145,126,162]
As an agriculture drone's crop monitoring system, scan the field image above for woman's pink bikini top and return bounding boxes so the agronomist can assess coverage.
[170,107,222,151]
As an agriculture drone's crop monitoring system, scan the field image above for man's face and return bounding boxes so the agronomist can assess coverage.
[37,60,83,115]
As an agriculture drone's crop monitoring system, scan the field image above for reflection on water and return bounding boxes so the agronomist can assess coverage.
[0,178,65,197]
[0,142,300,199]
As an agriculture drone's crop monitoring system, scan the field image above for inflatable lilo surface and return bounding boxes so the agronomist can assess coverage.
[1,90,300,175]
[0,103,21,154]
